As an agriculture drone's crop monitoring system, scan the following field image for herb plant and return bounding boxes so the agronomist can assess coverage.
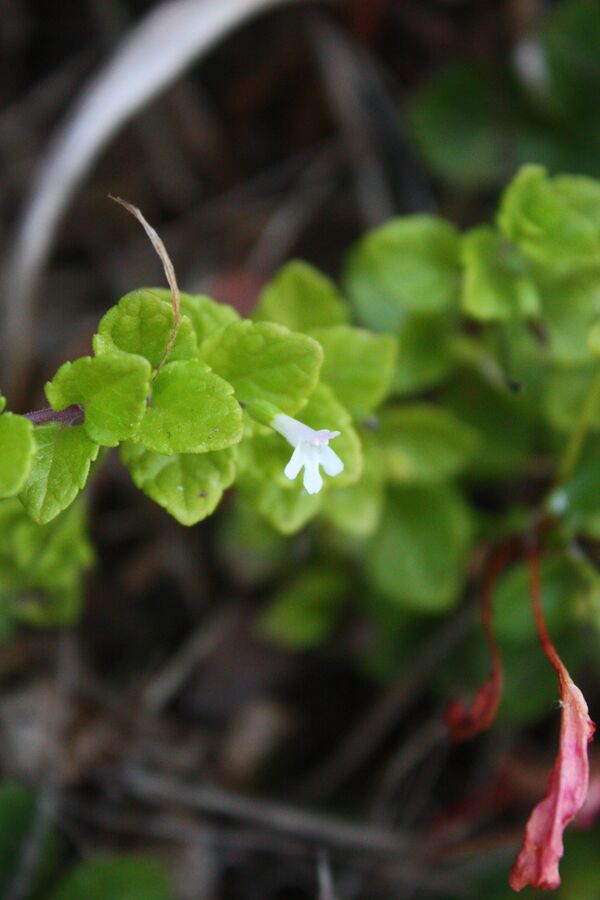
[4,165,600,890]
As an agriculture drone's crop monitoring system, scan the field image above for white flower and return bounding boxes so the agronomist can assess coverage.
[272,413,344,495]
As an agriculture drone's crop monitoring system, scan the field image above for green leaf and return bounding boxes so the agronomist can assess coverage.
[150,287,240,344]
[377,405,478,483]
[498,165,600,273]
[320,431,384,536]
[257,566,348,650]
[493,556,581,643]
[202,320,322,415]
[442,371,535,476]
[240,478,322,534]
[0,500,92,627]
[0,393,6,413]
[45,354,152,447]
[254,260,348,331]
[543,364,600,432]
[461,226,539,322]
[218,499,287,583]
[19,424,99,524]
[409,59,589,188]
[392,314,455,395]
[121,442,236,526]
[365,485,473,612]
[0,413,34,498]
[540,269,600,364]
[409,62,510,190]
[51,857,174,900]
[93,289,197,369]
[344,215,461,331]
[0,782,61,899]
[135,360,242,455]
[310,326,397,418]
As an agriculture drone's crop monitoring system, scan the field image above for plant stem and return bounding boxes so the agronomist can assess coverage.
[556,366,600,485]
[24,404,84,426]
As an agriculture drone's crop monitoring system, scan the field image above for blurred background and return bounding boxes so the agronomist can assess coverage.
[2,1,600,898]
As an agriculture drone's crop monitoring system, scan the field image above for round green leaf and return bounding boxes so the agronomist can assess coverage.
[461,226,539,322]
[365,485,473,612]
[344,215,461,332]
[46,354,152,447]
[93,289,197,369]
[202,320,322,415]
[150,287,240,344]
[498,165,600,272]
[121,442,236,526]
[136,359,242,455]
[310,326,397,418]
[254,260,348,331]
[377,404,478,483]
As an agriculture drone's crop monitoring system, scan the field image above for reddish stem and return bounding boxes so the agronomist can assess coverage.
[24,405,84,427]
[527,547,564,677]
[446,542,516,741]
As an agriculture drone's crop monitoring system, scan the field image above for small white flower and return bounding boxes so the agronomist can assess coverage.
[272,413,344,495]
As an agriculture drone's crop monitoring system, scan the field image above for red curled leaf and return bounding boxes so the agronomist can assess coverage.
[575,771,600,829]
[445,546,512,741]
[509,551,595,892]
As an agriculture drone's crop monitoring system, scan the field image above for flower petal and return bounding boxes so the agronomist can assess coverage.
[284,445,304,481]
[303,460,323,495]
[319,445,344,477]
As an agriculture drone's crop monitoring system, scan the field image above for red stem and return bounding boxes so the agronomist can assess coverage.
[527,547,563,678]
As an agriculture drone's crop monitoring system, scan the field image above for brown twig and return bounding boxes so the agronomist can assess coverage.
[122,765,407,856]
[109,196,180,375]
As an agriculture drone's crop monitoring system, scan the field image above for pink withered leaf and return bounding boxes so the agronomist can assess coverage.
[446,547,513,742]
[509,552,595,892]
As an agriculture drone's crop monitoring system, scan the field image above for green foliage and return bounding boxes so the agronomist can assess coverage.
[8,158,600,723]
[392,314,455,395]
[461,226,539,322]
[377,405,477,483]
[0,499,93,627]
[0,412,33,498]
[135,360,242,455]
[365,485,474,613]
[257,566,349,650]
[50,857,174,900]
[310,326,396,418]
[240,478,322,535]
[409,62,515,190]
[499,165,600,272]
[93,289,197,368]
[121,442,237,526]
[19,424,99,525]
[254,260,348,331]
[202,319,322,416]
[320,431,384,536]
[343,215,461,330]
[46,354,151,447]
